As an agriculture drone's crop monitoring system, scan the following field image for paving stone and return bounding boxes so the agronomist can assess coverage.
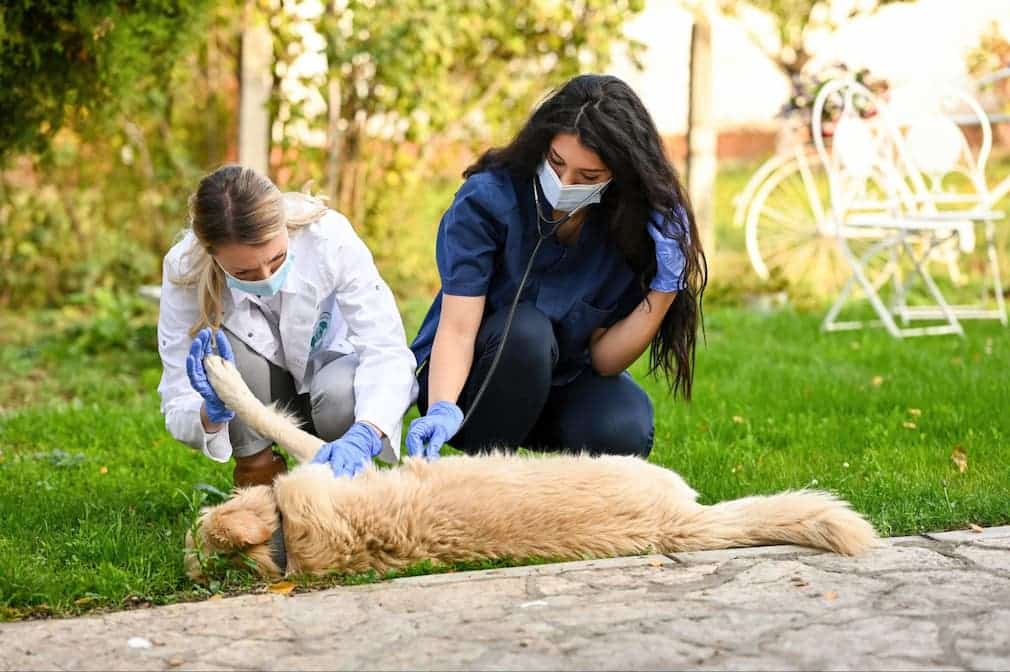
[967,537,1010,550]
[800,543,964,573]
[762,616,947,669]
[682,558,893,610]
[946,608,1010,672]
[670,543,820,565]
[871,570,1010,617]
[924,525,1010,543]
[955,544,1010,574]
[2,532,1008,670]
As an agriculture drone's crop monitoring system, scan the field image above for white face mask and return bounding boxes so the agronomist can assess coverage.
[537,160,611,213]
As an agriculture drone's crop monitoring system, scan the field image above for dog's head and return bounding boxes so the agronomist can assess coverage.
[185,485,284,581]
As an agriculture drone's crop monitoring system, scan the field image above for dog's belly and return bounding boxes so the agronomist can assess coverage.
[279,455,701,574]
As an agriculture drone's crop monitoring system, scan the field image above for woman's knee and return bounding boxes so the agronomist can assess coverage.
[563,376,655,458]
[309,354,357,441]
[589,404,654,457]
[479,303,556,371]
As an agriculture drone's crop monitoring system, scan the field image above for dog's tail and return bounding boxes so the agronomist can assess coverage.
[203,355,323,463]
[666,490,878,556]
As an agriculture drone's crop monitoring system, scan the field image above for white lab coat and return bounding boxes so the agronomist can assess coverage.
[157,194,418,463]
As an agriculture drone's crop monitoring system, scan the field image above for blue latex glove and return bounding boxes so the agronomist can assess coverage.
[405,401,464,460]
[310,422,383,478]
[648,208,688,293]
[185,327,236,424]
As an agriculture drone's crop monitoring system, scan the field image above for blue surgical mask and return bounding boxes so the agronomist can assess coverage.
[221,253,294,297]
[537,159,611,213]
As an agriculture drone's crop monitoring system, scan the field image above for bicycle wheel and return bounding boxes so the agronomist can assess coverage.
[745,149,847,295]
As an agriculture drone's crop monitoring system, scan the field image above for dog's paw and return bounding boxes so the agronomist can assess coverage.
[204,355,252,404]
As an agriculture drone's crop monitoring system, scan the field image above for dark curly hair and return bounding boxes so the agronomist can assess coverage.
[464,74,707,399]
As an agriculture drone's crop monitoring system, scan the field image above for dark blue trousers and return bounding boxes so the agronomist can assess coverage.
[416,303,654,457]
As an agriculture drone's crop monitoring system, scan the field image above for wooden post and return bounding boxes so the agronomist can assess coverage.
[686,6,717,254]
[238,0,272,175]
[325,77,343,202]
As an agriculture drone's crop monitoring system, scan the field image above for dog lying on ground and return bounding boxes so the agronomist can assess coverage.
[185,355,878,581]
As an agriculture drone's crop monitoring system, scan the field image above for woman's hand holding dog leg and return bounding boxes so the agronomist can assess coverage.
[310,422,384,478]
[405,401,463,460]
[186,327,237,428]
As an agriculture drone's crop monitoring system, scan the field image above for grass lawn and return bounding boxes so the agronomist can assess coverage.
[1,294,1007,621]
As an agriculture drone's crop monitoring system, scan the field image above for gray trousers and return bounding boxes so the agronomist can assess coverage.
[225,330,357,458]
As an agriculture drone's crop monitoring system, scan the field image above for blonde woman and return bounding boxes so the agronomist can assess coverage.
[157,165,417,487]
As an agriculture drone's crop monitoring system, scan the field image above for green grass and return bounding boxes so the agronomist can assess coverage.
[1,296,1007,621]
[3,154,1009,619]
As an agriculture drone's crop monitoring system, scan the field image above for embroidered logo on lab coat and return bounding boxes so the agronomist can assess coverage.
[310,311,331,352]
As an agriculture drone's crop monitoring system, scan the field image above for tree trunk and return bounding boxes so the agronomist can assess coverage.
[326,75,343,203]
[686,7,717,254]
[238,0,272,176]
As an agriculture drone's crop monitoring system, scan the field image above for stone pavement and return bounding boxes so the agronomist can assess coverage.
[3,526,1009,671]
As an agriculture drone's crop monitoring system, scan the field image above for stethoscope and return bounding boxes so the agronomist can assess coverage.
[455,176,609,430]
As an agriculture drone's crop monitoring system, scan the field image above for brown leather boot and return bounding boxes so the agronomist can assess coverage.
[233,448,288,488]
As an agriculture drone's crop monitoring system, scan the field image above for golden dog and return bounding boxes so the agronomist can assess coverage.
[185,356,877,580]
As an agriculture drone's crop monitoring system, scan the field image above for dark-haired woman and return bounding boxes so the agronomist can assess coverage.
[406,74,706,460]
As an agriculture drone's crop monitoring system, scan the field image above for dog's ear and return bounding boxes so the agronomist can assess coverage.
[204,508,273,549]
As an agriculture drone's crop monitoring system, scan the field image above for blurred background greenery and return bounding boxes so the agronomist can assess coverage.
[0,0,649,310]
[2,1,1008,314]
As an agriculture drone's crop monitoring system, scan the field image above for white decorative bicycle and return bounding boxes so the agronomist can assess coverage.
[735,68,1010,298]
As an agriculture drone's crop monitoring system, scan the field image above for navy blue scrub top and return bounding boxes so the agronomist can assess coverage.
[411,167,665,386]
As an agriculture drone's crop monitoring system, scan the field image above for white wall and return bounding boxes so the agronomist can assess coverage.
[607,0,1010,135]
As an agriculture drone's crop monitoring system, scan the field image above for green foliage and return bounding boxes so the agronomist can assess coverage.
[967,21,1010,115]
[267,0,645,296]
[0,0,216,159]
[0,2,243,310]
[1,0,647,309]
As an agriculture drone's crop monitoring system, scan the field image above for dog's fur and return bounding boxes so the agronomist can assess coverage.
[185,356,878,580]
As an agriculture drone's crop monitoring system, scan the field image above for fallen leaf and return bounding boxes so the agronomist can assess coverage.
[871,375,884,387]
[951,445,968,474]
[969,524,984,533]
[168,658,185,668]
[902,421,917,430]
[732,415,745,424]
[74,596,95,607]
[208,594,223,601]
[907,408,921,417]
[823,591,838,601]
[268,581,296,595]
[649,559,665,567]
[99,466,108,474]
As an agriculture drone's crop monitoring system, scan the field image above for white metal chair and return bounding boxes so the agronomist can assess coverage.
[811,78,1005,338]
[896,88,1006,324]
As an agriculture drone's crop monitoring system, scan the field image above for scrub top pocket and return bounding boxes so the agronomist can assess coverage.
[555,298,614,361]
